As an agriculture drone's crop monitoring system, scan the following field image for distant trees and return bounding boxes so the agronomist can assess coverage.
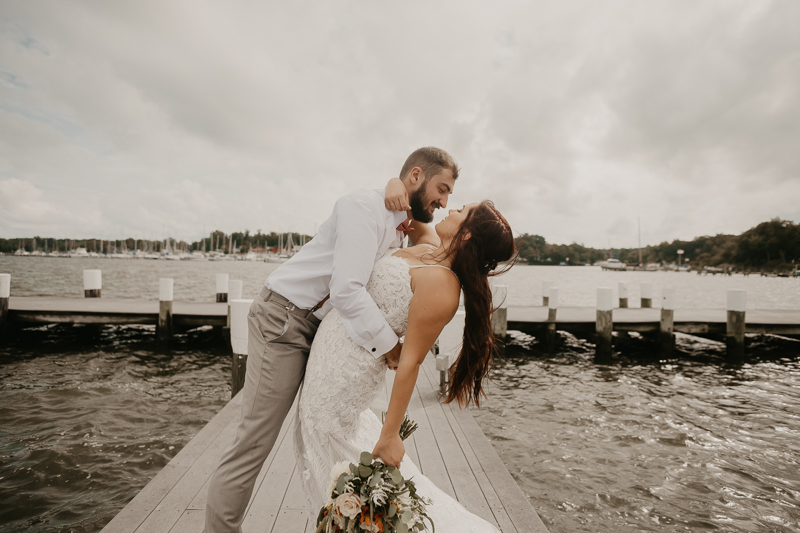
[512,219,799,271]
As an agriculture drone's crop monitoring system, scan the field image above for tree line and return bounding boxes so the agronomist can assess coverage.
[515,218,800,271]
[3,219,799,271]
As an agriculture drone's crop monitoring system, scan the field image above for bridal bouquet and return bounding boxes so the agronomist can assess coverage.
[315,416,432,533]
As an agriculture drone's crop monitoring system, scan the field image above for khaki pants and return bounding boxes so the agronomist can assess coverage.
[205,287,320,533]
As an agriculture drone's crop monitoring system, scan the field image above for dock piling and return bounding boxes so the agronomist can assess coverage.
[542,280,553,307]
[215,273,229,303]
[230,298,253,397]
[547,287,559,351]
[596,287,613,358]
[619,282,629,308]
[438,310,466,394]
[641,283,653,308]
[83,270,102,298]
[158,278,174,340]
[0,274,9,333]
[660,288,675,354]
[227,280,243,328]
[726,289,746,359]
[491,283,508,337]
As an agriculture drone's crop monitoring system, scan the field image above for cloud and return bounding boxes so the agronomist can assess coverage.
[0,0,798,246]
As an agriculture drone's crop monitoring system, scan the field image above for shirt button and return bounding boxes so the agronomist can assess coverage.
[371,348,376,352]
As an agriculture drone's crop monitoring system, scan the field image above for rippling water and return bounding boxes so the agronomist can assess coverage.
[1,257,799,532]
[474,332,800,532]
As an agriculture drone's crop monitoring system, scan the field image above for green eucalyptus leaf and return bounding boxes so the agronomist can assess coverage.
[360,451,373,466]
[358,465,373,477]
[391,470,403,485]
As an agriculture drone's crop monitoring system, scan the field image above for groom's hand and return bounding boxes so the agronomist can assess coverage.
[373,433,405,468]
[384,178,410,212]
[383,341,402,371]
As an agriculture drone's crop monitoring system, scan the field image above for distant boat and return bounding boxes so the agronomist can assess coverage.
[601,258,626,271]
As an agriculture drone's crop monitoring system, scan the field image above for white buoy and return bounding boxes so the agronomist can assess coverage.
[216,273,229,303]
[83,269,102,298]
[230,299,254,397]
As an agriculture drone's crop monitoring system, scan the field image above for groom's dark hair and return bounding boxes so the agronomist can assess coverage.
[399,147,460,183]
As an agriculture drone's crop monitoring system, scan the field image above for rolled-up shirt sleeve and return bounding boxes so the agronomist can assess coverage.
[329,195,399,358]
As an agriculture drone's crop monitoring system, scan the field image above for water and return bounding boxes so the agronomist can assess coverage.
[1,257,799,532]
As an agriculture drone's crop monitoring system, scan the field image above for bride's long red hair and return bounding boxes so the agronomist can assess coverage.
[441,200,516,408]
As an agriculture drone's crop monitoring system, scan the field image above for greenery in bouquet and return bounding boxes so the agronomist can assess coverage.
[315,451,433,533]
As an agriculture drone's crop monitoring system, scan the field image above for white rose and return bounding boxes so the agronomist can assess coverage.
[333,493,362,519]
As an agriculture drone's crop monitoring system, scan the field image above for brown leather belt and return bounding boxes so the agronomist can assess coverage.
[311,294,330,312]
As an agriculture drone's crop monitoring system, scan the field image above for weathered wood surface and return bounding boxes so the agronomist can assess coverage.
[101,356,548,533]
[508,306,800,335]
[7,298,800,336]
[7,297,227,326]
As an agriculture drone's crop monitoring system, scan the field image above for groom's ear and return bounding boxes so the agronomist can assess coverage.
[409,167,424,187]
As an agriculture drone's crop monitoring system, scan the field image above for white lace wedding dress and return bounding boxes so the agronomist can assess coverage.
[293,250,500,532]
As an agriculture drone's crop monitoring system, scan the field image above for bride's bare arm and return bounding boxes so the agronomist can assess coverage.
[372,269,460,466]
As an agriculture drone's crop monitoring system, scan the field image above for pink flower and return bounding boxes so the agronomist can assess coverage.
[333,493,362,519]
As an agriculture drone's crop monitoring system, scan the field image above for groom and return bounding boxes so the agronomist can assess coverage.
[204,147,459,533]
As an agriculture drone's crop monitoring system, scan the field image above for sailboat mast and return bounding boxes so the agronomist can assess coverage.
[638,217,642,266]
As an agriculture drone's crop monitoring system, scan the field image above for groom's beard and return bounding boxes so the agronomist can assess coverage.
[409,187,434,223]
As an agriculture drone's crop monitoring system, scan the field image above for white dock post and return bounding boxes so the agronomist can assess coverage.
[641,283,653,308]
[0,274,9,331]
[596,288,613,358]
[618,282,629,308]
[660,288,675,354]
[546,287,559,351]
[542,280,553,307]
[158,278,174,340]
[230,298,253,397]
[726,289,746,359]
[437,310,466,395]
[215,273,229,303]
[227,280,243,328]
[491,283,508,337]
[83,269,102,298]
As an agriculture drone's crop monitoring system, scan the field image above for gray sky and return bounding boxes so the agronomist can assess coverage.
[1,0,798,248]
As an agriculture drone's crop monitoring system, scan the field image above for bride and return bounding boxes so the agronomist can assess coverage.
[294,200,516,532]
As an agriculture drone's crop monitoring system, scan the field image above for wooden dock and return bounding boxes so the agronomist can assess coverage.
[6,297,227,327]
[508,306,800,336]
[99,356,549,533]
[4,297,800,336]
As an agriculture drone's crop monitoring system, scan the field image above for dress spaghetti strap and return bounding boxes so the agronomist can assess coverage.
[407,263,459,281]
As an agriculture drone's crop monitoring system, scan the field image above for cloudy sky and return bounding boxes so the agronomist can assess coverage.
[1,1,798,248]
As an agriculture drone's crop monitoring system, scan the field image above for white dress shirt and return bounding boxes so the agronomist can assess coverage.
[265,188,409,358]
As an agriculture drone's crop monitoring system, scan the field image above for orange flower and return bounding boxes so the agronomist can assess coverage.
[359,512,385,532]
